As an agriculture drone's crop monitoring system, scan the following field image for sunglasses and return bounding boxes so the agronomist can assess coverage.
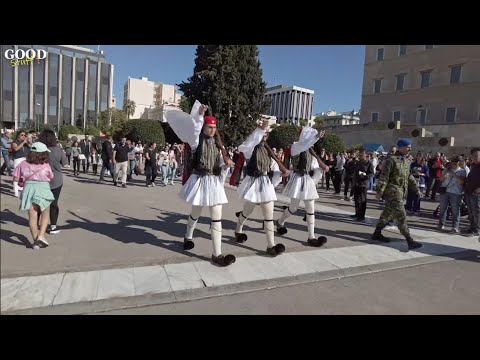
[206,126,216,130]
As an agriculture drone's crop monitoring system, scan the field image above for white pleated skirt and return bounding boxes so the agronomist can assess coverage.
[180,173,228,207]
[283,172,319,200]
[238,175,278,203]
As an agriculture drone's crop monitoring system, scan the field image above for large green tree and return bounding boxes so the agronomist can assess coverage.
[98,108,128,137]
[121,119,165,147]
[178,45,268,146]
[267,124,299,150]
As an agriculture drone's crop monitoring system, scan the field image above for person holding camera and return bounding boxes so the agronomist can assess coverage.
[11,130,32,197]
[437,157,466,233]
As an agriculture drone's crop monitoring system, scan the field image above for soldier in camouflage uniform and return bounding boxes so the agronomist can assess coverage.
[372,138,423,250]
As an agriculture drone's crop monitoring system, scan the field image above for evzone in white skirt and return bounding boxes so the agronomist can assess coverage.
[276,127,327,247]
[237,169,281,203]
[179,169,229,207]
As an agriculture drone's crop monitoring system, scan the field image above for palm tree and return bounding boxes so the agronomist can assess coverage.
[123,100,136,120]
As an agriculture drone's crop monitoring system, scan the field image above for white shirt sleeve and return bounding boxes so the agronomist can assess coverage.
[238,128,266,160]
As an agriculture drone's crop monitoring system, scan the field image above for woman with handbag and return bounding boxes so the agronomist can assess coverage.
[10,130,32,197]
[437,157,467,233]
[12,142,55,249]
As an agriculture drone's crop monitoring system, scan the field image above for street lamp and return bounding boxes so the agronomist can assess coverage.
[36,103,41,132]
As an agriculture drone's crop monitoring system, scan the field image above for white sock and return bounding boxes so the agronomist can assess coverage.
[211,220,222,257]
[210,205,223,256]
[185,206,203,239]
[305,200,316,239]
[235,201,256,233]
[277,198,301,226]
[260,201,275,248]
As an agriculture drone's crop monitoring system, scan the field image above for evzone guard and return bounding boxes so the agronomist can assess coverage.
[275,127,330,247]
[234,120,290,256]
[165,101,236,267]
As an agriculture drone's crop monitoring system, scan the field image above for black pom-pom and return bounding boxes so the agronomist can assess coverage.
[224,254,236,265]
[183,239,195,250]
[235,232,248,243]
[275,243,286,254]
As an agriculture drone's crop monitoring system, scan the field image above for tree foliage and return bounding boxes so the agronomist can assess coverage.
[121,119,165,147]
[347,143,363,153]
[178,45,268,146]
[123,100,136,120]
[58,125,82,141]
[267,124,299,150]
[179,96,191,113]
[314,132,345,155]
[98,108,128,137]
[313,115,327,127]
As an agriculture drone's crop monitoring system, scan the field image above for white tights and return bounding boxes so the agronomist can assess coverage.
[277,199,316,239]
[236,201,275,248]
[184,205,223,256]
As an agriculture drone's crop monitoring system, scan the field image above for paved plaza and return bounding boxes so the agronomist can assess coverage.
[1,169,479,314]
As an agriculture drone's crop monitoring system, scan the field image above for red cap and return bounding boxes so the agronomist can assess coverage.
[204,116,216,126]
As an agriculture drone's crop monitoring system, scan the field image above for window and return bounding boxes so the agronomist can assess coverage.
[425,45,434,50]
[395,74,406,91]
[450,65,462,84]
[421,70,432,88]
[373,79,382,94]
[445,107,457,122]
[392,111,401,121]
[371,112,379,122]
[376,48,384,61]
[417,109,427,125]
[399,45,407,56]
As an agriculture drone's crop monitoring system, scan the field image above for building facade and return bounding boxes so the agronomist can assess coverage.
[1,45,114,130]
[360,45,480,125]
[264,85,314,125]
[123,77,182,119]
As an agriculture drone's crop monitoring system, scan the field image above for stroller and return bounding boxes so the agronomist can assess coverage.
[433,200,469,220]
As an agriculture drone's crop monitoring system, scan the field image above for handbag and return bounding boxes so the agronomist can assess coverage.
[78,154,86,161]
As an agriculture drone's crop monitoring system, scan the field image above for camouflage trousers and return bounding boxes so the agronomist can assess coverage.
[376,194,411,238]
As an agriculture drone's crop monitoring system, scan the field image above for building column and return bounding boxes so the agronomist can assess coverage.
[70,57,76,126]
[14,58,19,130]
[96,59,101,120]
[57,54,63,128]
[292,91,298,123]
[109,64,114,108]
[29,58,34,120]
[83,59,89,128]
[43,55,48,124]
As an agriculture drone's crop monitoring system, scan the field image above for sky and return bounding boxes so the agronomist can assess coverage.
[81,45,365,115]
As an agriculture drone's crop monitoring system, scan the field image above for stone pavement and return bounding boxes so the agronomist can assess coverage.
[1,170,479,314]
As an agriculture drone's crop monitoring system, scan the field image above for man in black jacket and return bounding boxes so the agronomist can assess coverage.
[80,135,92,174]
[99,137,114,182]
[343,152,357,201]
[351,149,374,221]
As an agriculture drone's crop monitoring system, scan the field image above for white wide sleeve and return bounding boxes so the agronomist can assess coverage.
[270,158,282,187]
[310,157,323,183]
[165,100,204,151]
[291,126,319,157]
[238,128,265,160]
